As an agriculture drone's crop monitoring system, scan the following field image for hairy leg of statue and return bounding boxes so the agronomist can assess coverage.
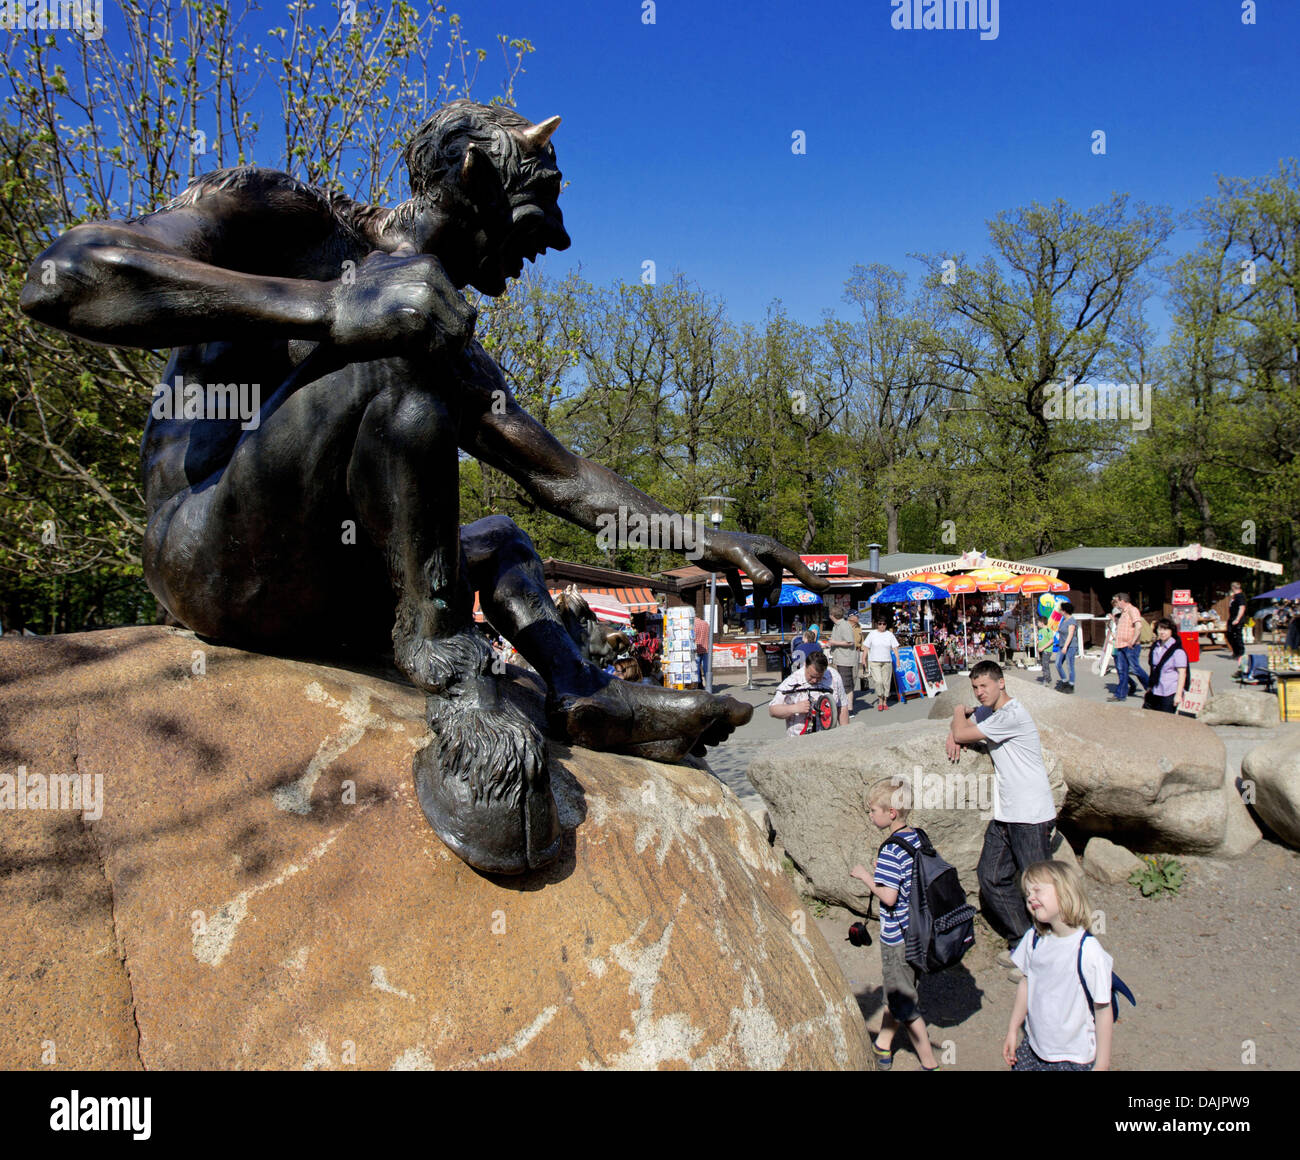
[349,373,561,875]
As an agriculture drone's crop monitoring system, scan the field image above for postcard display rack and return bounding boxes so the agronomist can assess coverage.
[663,606,698,688]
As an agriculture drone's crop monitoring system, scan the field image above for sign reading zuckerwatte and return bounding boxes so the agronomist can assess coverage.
[893,647,925,701]
[799,554,849,576]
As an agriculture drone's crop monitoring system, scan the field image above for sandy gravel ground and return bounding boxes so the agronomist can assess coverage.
[704,646,1300,1071]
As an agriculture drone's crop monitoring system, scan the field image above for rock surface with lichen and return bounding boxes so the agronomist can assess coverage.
[0,627,870,1070]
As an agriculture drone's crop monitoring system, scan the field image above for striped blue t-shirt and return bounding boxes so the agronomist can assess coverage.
[874,828,917,946]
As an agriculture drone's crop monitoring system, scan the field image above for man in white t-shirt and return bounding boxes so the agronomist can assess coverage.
[944,659,1057,968]
[861,617,901,712]
[768,651,850,737]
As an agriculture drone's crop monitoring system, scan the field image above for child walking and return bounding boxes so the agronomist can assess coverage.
[850,777,940,1071]
[1003,860,1113,1071]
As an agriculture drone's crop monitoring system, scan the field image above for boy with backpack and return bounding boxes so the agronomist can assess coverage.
[850,777,941,1071]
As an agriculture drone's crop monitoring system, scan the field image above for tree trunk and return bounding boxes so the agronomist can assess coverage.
[884,500,900,555]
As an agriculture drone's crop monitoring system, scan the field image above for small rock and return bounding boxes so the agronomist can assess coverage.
[1199,688,1278,728]
[1083,837,1144,884]
[746,805,774,843]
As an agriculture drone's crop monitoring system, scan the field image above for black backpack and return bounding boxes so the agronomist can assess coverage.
[1030,929,1136,1022]
[879,827,977,974]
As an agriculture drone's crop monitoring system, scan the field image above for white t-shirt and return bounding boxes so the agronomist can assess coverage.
[972,698,1056,823]
[863,629,900,663]
[1011,928,1113,1064]
[770,668,846,737]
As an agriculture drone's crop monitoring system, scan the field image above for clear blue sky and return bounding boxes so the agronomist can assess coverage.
[456,0,1298,328]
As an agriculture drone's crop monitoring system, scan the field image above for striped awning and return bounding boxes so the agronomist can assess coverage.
[473,585,660,625]
[568,586,660,614]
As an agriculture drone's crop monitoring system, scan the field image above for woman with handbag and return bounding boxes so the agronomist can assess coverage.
[1143,618,1188,713]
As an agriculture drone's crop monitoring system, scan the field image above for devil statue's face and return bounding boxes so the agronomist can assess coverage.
[407,103,572,297]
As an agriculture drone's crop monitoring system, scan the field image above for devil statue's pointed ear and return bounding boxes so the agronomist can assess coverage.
[459,143,511,223]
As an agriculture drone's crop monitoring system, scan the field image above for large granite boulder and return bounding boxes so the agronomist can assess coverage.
[1241,733,1300,850]
[746,718,1067,911]
[928,677,1228,854]
[0,627,869,1070]
[1199,688,1279,729]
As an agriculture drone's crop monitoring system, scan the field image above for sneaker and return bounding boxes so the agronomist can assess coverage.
[872,1038,894,1071]
[1064,683,1075,694]
[1106,695,1124,702]
[996,949,1016,969]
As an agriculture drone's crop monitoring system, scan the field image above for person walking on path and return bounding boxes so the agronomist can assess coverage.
[1143,617,1188,713]
[1226,582,1247,661]
[1108,592,1148,702]
[829,607,858,714]
[848,611,864,691]
[693,614,709,687]
[862,617,901,711]
[850,777,941,1071]
[1004,861,1114,1071]
[1053,602,1079,693]
[945,660,1057,979]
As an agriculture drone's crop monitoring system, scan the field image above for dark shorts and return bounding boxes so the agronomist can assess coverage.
[881,940,920,1023]
[1013,1036,1094,1071]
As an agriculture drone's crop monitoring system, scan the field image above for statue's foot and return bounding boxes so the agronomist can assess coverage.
[547,676,753,763]
[414,666,562,875]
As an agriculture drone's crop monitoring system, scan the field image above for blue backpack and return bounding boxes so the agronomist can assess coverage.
[1031,929,1136,1022]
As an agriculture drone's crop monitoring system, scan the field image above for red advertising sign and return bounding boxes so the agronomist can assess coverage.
[800,554,849,576]
[913,643,947,695]
[1172,589,1193,605]
[711,642,759,670]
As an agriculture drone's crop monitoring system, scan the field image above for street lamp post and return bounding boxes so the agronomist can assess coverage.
[700,495,733,694]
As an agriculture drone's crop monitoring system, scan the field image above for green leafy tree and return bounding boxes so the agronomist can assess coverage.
[1,0,533,631]
[915,195,1173,556]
